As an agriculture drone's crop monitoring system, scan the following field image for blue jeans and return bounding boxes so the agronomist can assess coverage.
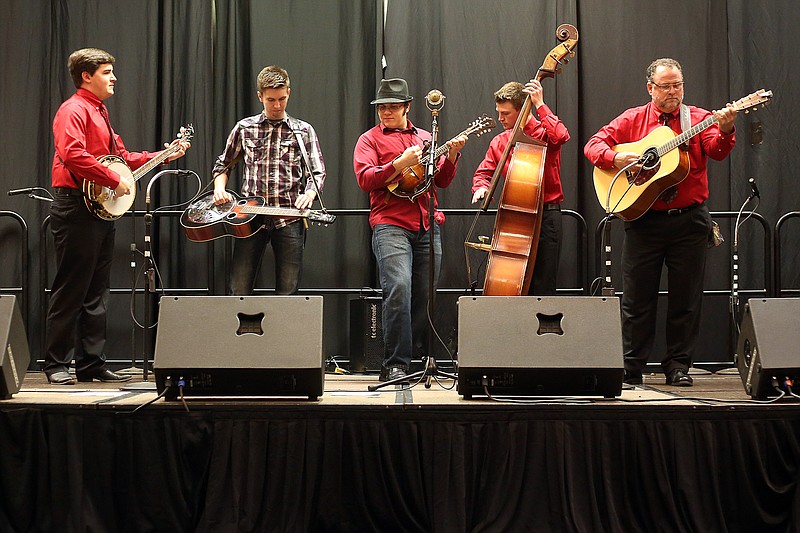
[229,220,305,295]
[372,223,441,370]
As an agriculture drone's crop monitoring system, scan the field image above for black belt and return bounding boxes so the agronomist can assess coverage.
[650,203,701,216]
[53,187,84,197]
[543,203,561,211]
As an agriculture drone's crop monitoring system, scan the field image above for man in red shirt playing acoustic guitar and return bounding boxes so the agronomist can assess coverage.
[584,58,737,387]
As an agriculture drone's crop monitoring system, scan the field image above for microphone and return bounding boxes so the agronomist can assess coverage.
[748,177,760,199]
[425,89,445,108]
[7,187,37,196]
[637,149,658,169]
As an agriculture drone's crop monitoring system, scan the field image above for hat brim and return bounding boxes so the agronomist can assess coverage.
[371,96,413,105]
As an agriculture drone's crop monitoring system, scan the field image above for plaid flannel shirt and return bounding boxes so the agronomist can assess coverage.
[212,112,326,228]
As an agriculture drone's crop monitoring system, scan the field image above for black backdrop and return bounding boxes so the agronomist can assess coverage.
[0,0,798,367]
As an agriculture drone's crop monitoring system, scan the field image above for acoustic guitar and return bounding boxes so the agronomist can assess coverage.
[180,190,336,242]
[592,89,772,221]
[83,125,194,220]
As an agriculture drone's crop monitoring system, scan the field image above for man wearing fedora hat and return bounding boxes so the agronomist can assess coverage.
[354,78,467,383]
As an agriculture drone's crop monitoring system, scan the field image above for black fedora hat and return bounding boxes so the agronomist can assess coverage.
[371,78,413,104]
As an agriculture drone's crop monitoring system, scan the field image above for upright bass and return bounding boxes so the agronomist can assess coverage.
[470,24,578,295]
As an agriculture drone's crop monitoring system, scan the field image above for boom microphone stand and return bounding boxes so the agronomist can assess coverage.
[370,90,457,391]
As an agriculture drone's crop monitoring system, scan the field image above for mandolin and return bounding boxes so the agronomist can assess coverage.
[387,114,496,201]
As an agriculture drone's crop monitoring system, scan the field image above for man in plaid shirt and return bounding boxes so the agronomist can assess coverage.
[212,65,326,295]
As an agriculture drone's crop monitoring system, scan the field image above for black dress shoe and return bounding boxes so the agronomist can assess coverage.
[76,369,132,383]
[623,370,643,386]
[665,368,693,387]
[47,371,76,385]
[387,366,409,383]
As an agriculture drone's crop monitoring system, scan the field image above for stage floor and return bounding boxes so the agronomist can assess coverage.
[6,367,792,409]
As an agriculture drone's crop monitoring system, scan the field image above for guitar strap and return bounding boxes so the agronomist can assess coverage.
[679,104,691,151]
[291,123,327,212]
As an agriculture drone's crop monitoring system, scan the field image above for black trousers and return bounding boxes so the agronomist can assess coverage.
[621,204,711,376]
[528,207,562,296]
[43,192,115,375]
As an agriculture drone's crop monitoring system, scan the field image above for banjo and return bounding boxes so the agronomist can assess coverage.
[82,124,193,220]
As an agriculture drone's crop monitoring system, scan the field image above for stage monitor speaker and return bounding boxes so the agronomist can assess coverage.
[154,296,324,400]
[736,298,800,399]
[0,295,30,400]
[457,296,623,399]
[349,296,384,373]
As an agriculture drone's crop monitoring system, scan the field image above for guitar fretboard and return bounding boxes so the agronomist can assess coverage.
[131,144,183,182]
[240,206,310,217]
[656,116,717,156]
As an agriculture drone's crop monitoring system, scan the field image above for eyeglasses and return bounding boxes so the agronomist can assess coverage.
[377,103,406,112]
[651,81,684,92]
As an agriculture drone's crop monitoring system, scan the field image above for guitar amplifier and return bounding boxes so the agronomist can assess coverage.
[349,296,384,373]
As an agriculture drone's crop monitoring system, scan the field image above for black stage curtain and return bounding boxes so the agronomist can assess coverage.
[0,0,799,365]
[1,407,799,531]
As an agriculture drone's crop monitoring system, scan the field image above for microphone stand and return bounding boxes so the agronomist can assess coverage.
[370,97,456,391]
[599,161,639,296]
[730,186,759,339]
[122,169,187,390]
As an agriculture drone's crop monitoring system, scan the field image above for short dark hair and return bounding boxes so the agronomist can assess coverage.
[646,58,682,83]
[68,48,115,89]
[257,65,290,92]
[494,81,525,111]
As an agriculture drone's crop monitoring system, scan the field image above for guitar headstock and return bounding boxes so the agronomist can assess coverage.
[307,211,336,226]
[177,124,195,142]
[732,90,773,113]
[466,114,497,137]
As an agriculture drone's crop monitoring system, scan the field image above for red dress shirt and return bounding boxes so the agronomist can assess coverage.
[584,102,736,210]
[52,88,157,189]
[472,104,570,205]
[354,121,459,231]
